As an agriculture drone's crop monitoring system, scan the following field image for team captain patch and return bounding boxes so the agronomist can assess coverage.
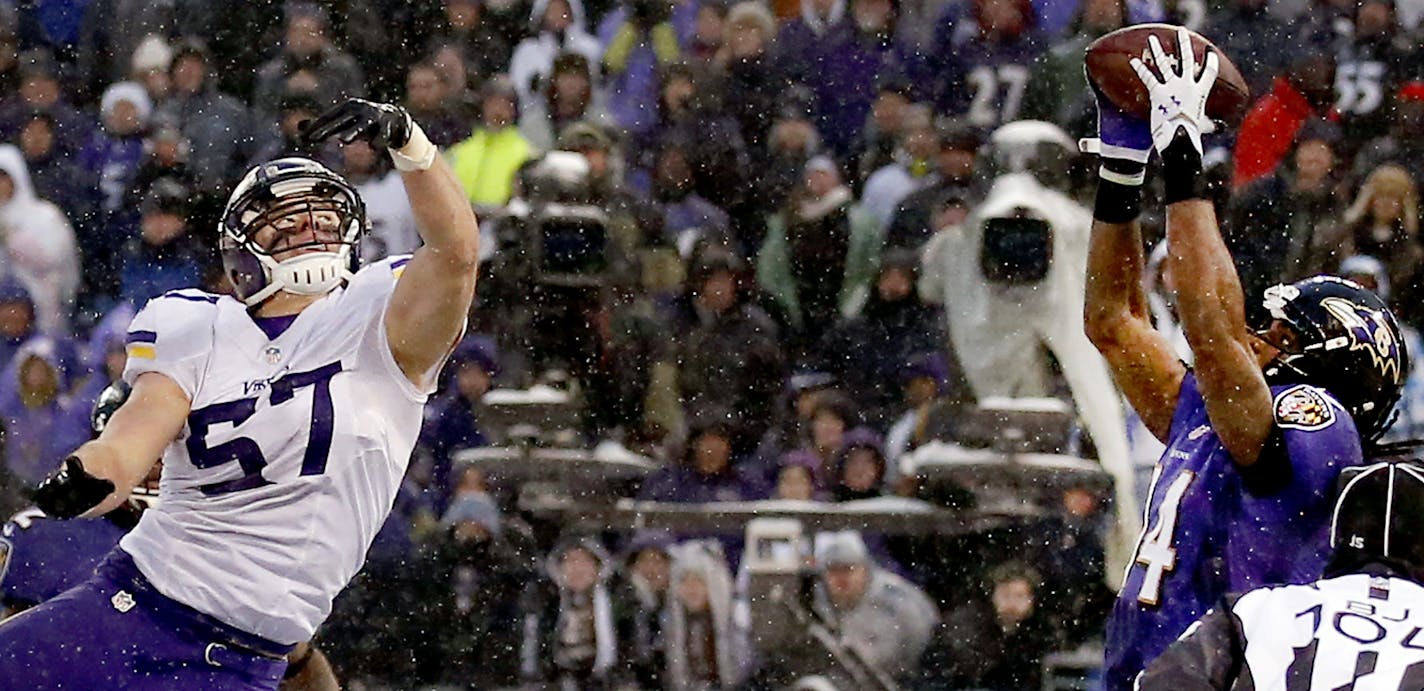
[1274,385,1336,431]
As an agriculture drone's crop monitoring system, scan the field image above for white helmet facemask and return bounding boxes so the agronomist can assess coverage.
[221,158,366,307]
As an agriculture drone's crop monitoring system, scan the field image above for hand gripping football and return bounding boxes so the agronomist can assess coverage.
[1085,23,1251,126]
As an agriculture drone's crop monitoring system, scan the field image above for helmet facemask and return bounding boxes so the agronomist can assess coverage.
[221,159,366,307]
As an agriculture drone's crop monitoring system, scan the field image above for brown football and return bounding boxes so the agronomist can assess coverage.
[1085,23,1251,126]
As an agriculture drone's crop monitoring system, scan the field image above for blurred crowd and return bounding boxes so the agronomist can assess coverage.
[6,0,1424,687]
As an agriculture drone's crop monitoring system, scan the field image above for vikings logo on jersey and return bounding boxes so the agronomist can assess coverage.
[1320,296,1405,387]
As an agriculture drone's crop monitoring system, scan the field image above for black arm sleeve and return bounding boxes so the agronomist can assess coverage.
[1137,595,1247,691]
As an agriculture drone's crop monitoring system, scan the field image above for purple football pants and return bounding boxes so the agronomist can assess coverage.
[0,548,289,690]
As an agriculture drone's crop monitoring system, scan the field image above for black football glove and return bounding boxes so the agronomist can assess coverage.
[298,98,412,150]
[32,456,116,518]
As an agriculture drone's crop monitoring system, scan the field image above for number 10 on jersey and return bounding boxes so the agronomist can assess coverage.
[1135,471,1196,606]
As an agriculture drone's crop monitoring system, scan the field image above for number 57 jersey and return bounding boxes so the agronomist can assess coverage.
[1104,373,1367,691]
[118,256,433,646]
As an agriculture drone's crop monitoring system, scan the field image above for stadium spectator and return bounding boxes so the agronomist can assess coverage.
[883,353,964,482]
[798,391,859,484]
[509,0,603,108]
[0,337,89,489]
[714,1,782,156]
[811,530,938,682]
[638,415,769,504]
[122,34,172,107]
[1022,0,1127,129]
[1203,0,1295,100]
[776,0,917,156]
[1231,50,1337,190]
[649,135,734,256]
[0,280,39,374]
[519,535,631,688]
[664,540,748,689]
[0,144,80,334]
[830,427,887,501]
[884,122,983,249]
[17,113,99,236]
[0,50,92,156]
[917,561,1057,690]
[420,334,499,504]
[860,106,937,228]
[520,51,613,150]
[757,155,881,354]
[928,0,1046,128]
[401,60,469,148]
[427,0,516,81]
[670,249,785,452]
[115,179,204,307]
[620,530,676,689]
[448,77,533,208]
[1331,0,1412,150]
[252,4,366,115]
[158,39,269,192]
[1226,119,1345,320]
[599,0,683,137]
[419,492,534,687]
[684,0,728,63]
[776,448,827,500]
[1310,163,1424,322]
[814,249,946,429]
[850,79,916,186]
[81,81,152,294]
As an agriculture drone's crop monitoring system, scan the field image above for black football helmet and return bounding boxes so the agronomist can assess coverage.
[1329,460,1424,581]
[90,380,131,435]
[1258,276,1409,443]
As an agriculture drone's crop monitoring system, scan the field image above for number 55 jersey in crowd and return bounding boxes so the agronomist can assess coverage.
[1104,373,1367,690]
[118,255,428,646]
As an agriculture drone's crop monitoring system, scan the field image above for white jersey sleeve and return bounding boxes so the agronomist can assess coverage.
[121,289,222,398]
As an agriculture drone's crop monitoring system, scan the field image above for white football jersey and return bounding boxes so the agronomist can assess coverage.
[119,256,434,644]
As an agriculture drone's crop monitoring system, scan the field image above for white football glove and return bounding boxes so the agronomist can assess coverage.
[1130,27,1220,156]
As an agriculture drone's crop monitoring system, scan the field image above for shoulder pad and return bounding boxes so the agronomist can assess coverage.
[1273,385,1339,432]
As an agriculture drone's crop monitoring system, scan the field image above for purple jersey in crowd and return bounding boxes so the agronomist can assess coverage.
[0,507,126,610]
[1103,373,1365,690]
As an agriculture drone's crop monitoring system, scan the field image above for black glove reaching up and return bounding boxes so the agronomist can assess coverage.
[299,98,413,150]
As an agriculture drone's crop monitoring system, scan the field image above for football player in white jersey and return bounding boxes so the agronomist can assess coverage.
[1139,459,1424,689]
[0,98,479,689]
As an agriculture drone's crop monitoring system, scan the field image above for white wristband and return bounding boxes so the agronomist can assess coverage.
[390,121,437,172]
[1099,165,1146,187]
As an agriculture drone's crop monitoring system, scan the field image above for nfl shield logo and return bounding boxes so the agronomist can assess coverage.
[264,346,282,365]
[111,590,136,613]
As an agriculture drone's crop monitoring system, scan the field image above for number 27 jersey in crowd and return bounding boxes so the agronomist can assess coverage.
[118,255,431,646]
[1103,373,1366,690]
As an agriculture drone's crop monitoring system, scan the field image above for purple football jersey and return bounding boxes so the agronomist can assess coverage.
[1103,373,1364,690]
[0,507,127,608]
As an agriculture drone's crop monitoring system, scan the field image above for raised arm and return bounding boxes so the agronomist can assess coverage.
[300,100,480,389]
[1080,72,1187,442]
[32,372,190,518]
[1134,29,1274,466]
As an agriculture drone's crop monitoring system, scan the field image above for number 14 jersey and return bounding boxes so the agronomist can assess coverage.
[118,256,431,646]
[1103,373,1366,690]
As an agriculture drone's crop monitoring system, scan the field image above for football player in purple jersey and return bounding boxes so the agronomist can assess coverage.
[1080,28,1410,688]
